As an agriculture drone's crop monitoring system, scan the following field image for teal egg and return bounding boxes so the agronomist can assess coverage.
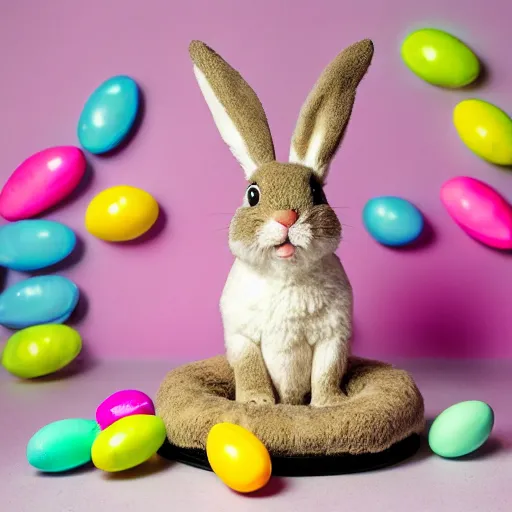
[0,220,76,271]
[362,196,424,246]
[27,418,100,472]
[0,275,79,329]
[77,75,140,154]
[429,401,494,458]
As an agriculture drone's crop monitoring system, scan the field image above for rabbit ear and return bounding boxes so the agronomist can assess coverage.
[289,39,374,182]
[189,41,276,180]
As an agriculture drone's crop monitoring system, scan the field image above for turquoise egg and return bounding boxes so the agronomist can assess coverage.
[362,196,424,246]
[77,75,140,154]
[0,220,76,271]
[0,275,79,329]
[27,418,100,472]
[429,401,494,458]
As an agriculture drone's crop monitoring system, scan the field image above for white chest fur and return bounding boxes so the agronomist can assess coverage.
[220,255,353,401]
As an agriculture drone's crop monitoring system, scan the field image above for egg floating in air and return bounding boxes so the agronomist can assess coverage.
[428,400,494,458]
[85,185,159,242]
[400,28,480,88]
[96,389,156,430]
[27,418,100,472]
[362,196,424,247]
[0,275,79,329]
[77,75,140,154]
[1,324,82,379]
[0,146,86,221]
[0,220,76,271]
[453,99,512,166]
[91,414,167,472]
[206,422,272,493]
[441,176,512,250]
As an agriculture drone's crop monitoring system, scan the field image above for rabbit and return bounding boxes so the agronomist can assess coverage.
[189,38,374,407]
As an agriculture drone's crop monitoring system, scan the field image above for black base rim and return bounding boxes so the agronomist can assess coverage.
[158,434,421,477]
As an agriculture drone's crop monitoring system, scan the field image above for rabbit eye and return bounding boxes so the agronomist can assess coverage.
[246,184,260,207]
[310,176,327,205]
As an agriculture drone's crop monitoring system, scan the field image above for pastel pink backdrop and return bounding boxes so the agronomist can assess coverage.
[0,0,510,360]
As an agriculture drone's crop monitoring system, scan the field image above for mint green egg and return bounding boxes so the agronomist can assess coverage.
[27,418,100,472]
[428,401,494,458]
[401,28,480,87]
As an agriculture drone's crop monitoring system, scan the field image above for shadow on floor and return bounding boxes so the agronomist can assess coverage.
[408,418,506,465]
[102,455,173,480]
[240,477,290,498]
[37,461,97,478]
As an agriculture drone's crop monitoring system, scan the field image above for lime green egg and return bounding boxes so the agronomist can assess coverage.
[1,324,82,379]
[428,400,494,458]
[91,414,167,472]
[401,28,480,87]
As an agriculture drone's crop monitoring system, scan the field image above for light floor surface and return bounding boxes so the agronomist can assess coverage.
[1,357,511,512]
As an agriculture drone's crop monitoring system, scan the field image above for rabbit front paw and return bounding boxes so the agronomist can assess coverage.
[238,390,275,406]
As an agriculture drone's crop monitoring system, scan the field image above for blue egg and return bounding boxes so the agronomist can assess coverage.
[0,275,79,329]
[0,220,76,271]
[362,196,424,246]
[77,75,140,154]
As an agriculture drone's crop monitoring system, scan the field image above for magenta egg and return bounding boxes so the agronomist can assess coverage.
[95,389,155,430]
[0,146,86,221]
[440,176,512,250]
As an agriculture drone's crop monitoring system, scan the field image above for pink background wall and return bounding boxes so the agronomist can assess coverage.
[0,0,510,361]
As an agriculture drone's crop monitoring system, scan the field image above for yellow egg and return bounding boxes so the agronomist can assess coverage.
[91,414,166,472]
[1,324,82,379]
[453,99,512,165]
[85,185,159,242]
[206,423,271,493]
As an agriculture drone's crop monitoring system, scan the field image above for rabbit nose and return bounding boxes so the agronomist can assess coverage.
[273,210,298,228]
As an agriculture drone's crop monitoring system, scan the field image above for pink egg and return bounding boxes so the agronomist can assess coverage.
[96,389,155,430]
[0,146,86,221]
[441,176,512,250]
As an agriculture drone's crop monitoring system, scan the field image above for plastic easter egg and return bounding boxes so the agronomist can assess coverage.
[400,28,480,87]
[0,220,76,271]
[362,196,424,247]
[1,324,82,378]
[0,275,79,329]
[96,389,155,430]
[91,414,167,472]
[0,146,86,221]
[27,418,100,472]
[441,176,512,250]
[453,99,512,165]
[77,75,140,154]
[206,423,272,493]
[85,185,159,242]
[429,401,494,458]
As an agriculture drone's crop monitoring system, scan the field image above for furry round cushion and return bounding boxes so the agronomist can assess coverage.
[155,355,425,469]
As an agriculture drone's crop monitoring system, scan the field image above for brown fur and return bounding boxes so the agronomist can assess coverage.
[291,39,374,180]
[230,162,341,245]
[155,356,425,456]
[189,40,275,168]
[232,343,276,405]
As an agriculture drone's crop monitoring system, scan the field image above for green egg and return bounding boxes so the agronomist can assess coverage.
[401,28,480,87]
[27,418,100,472]
[428,400,494,458]
[1,324,82,379]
